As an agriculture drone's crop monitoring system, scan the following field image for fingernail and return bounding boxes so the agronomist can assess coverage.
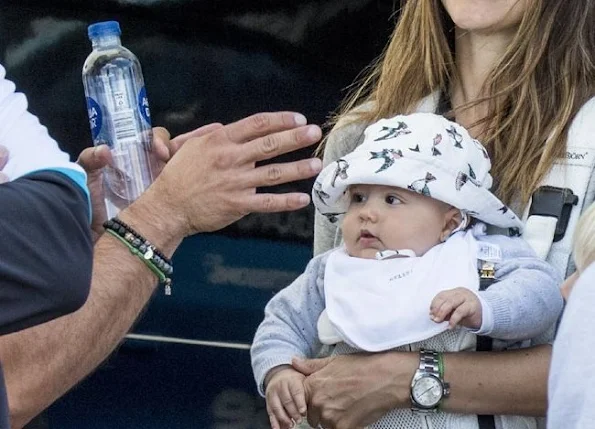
[306,125,321,139]
[299,195,310,205]
[294,113,307,126]
[310,158,322,172]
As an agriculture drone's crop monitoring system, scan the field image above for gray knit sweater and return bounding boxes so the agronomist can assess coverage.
[251,233,563,396]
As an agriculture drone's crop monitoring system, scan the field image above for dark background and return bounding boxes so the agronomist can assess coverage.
[1,1,396,427]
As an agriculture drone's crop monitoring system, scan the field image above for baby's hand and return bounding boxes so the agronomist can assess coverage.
[430,287,482,330]
[264,365,307,429]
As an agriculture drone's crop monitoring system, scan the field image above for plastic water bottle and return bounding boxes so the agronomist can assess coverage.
[82,20,154,218]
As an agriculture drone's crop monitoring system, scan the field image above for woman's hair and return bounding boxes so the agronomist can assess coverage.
[573,203,595,272]
[320,0,595,205]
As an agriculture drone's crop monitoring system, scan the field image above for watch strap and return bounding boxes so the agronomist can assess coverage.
[411,349,450,412]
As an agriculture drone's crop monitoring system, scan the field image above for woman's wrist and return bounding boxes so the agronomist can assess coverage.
[379,351,419,409]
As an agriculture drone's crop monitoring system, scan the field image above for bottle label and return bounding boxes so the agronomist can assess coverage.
[138,87,151,125]
[111,109,139,145]
[86,97,103,140]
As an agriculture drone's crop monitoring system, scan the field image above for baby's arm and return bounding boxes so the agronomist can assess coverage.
[471,234,564,340]
[251,253,328,397]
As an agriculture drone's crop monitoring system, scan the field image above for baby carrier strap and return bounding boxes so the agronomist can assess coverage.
[476,260,496,429]
[522,97,595,277]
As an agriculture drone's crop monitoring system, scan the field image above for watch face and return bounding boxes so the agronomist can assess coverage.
[412,374,443,408]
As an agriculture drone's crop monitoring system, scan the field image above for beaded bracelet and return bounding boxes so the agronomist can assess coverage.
[103,218,173,295]
[104,218,172,270]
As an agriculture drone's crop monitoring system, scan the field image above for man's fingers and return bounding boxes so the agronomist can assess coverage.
[224,112,309,144]
[170,123,224,154]
[238,125,321,165]
[77,145,112,172]
[152,127,172,162]
[240,193,310,214]
[243,158,322,189]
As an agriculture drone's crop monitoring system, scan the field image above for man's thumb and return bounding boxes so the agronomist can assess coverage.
[291,356,332,376]
[77,145,111,172]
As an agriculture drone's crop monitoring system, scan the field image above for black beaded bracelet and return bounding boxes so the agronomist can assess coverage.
[103,218,174,293]
[105,218,172,267]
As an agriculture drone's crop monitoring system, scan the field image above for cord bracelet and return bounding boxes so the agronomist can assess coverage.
[103,217,173,295]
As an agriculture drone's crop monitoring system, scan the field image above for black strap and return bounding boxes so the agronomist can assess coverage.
[477,273,496,429]
[478,415,496,429]
[528,186,578,242]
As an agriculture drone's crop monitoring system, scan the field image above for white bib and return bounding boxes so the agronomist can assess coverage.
[319,230,480,351]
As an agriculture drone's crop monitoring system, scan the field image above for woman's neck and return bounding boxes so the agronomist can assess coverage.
[451,27,516,133]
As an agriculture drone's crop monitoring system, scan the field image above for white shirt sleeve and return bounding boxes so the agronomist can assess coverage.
[469,291,495,335]
[0,64,85,181]
[548,263,595,428]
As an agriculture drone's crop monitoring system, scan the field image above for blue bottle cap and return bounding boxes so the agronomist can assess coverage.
[88,21,121,40]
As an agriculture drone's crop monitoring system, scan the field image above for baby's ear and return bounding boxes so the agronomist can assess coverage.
[442,207,464,239]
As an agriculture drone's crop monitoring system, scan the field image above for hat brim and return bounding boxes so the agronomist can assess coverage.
[313,154,523,231]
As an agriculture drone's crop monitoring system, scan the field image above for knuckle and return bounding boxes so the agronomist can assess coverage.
[213,150,232,169]
[270,403,284,412]
[261,134,279,155]
[262,194,277,212]
[267,165,283,183]
[321,410,334,423]
[311,396,323,409]
[251,113,271,131]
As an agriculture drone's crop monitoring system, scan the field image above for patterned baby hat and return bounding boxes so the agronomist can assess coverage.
[313,112,523,231]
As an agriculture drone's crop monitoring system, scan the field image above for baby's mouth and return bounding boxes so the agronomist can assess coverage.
[359,229,379,241]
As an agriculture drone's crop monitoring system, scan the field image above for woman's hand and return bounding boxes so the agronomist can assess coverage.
[292,353,418,429]
[77,124,222,241]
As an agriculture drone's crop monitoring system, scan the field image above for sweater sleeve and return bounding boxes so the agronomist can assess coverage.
[0,64,88,198]
[476,234,564,341]
[0,170,93,335]
[250,253,328,396]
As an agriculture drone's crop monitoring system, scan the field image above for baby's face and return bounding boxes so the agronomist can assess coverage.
[342,184,452,259]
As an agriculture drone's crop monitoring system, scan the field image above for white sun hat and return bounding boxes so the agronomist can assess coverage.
[313,112,523,231]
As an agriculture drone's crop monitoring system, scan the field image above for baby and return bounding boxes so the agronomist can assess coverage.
[251,113,563,429]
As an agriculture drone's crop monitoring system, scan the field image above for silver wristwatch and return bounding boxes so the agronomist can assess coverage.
[410,349,450,413]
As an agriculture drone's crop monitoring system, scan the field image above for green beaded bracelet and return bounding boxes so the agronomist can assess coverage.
[105,229,172,295]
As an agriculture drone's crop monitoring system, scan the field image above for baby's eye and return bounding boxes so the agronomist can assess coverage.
[386,195,401,205]
[350,192,366,204]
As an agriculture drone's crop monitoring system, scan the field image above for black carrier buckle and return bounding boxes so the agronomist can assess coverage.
[528,186,578,242]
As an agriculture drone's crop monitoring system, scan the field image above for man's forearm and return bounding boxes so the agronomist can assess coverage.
[441,345,551,416]
[0,198,184,428]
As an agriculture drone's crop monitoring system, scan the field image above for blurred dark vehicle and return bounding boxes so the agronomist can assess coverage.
[1,1,395,427]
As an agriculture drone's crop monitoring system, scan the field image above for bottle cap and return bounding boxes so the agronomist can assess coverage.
[88,21,121,40]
